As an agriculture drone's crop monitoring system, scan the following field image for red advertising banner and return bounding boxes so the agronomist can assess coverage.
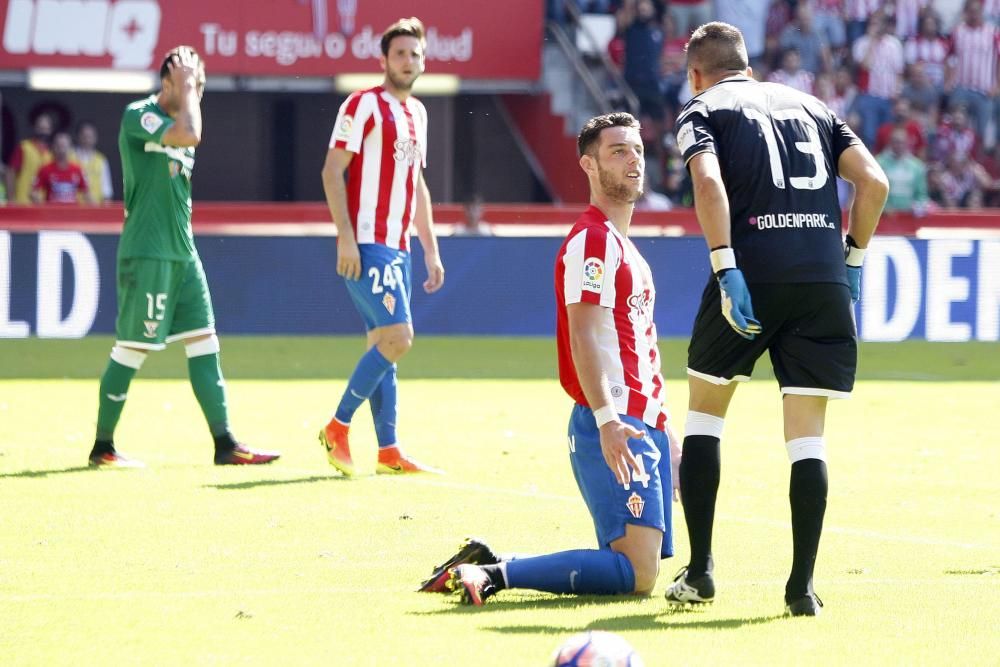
[0,0,542,79]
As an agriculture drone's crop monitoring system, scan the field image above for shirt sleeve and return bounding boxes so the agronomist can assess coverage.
[120,105,173,145]
[329,91,375,153]
[562,226,621,308]
[675,99,717,166]
[831,111,863,168]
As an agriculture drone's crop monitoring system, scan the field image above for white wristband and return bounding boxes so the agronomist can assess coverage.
[845,243,866,267]
[710,247,737,274]
[593,405,620,428]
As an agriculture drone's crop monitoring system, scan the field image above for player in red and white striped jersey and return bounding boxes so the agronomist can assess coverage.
[430,113,681,608]
[319,17,444,476]
[946,0,1000,140]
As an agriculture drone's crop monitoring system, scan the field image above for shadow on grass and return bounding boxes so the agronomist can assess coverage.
[412,596,783,632]
[204,475,350,490]
[0,466,93,478]
[487,612,785,633]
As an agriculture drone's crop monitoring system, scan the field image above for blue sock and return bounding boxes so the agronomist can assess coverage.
[335,347,393,423]
[369,364,398,448]
[504,549,635,595]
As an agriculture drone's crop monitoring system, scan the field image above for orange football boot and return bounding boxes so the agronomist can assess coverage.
[319,418,355,476]
[376,445,444,475]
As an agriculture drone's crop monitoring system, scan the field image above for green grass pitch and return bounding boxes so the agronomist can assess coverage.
[0,337,997,666]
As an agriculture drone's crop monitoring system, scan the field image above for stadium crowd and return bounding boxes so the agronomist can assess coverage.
[557,0,1000,209]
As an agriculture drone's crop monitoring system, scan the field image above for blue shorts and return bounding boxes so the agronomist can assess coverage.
[568,404,674,559]
[344,244,413,331]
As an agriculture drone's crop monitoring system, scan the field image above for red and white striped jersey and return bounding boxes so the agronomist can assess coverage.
[329,86,428,251]
[844,0,879,20]
[555,206,668,431]
[949,22,1000,94]
[894,0,929,39]
[905,35,950,87]
[852,35,904,98]
[767,69,815,95]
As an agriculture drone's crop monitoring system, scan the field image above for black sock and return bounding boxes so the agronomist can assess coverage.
[680,434,721,578]
[786,458,828,601]
[213,432,238,452]
[91,439,114,455]
[481,564,507,591]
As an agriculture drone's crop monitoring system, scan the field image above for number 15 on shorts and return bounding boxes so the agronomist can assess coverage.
[146,292,166,320]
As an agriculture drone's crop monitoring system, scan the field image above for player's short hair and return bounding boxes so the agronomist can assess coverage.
[159,46,204,81]
[577,112,641,157]
[685,22,749,75]
[381,17,426,56]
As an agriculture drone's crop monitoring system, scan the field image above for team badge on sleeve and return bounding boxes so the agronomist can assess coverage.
[582,258,605,293]
[140,112,164,135]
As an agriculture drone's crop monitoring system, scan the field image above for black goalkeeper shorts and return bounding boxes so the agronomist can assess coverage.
[686,280,858,398]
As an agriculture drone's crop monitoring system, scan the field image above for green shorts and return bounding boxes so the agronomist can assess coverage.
[116,257,216,350]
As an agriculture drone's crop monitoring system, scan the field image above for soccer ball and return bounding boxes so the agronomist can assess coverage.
[551,631,644,667]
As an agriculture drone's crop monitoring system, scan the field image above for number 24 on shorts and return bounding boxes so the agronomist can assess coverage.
[368,262,403,295]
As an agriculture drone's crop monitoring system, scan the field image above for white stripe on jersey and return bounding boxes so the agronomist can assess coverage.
[330,88,428,250]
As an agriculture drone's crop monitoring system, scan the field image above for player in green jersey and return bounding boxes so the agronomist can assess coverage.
[88,46,279,467]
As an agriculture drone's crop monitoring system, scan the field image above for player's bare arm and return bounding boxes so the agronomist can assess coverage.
[567,302,643,487]
[321,147,362,280]
[160,47,203,148]
[688,152,732,248]
[838,144,889,248]
[412,170,444,293]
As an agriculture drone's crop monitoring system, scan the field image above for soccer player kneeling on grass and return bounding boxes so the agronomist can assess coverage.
[419,113,682,606]
[88,46,280,468]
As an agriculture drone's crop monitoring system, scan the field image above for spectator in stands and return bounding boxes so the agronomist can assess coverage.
[812,0,848,55]
[455,194,493,236]
[905,12,950,88]
[932,104,977,161]
[933,153,992,206]
[31,131,90,205]
[945,0,999,147]
[878,127,931,212]
[779,2,833,74]
[820,65,859,119]
[895,0,931,40]
[620,0,666,130]
[71,121,113,204]
[902,62,946,120]
[669,0,712,35]
[874,96,927,157]
[660,11,690,129]
[851,10,905,146]
[715,0,771,71]
[977,142,1000,205]
[5,112,53,204]
[769,48,815,94]
[932,0,966,32]
[764,0,795,76]
[844,0,880,44]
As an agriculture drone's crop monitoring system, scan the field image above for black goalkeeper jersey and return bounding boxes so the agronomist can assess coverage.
[676,75,862,284]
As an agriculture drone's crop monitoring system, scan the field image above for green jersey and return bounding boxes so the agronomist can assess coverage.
[118,96,197,260]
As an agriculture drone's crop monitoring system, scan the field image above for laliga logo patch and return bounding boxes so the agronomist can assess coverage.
[626,492,645,519]
[335,114,353,141]
[143,320,159,338]
[582,258,604,293]
[676,121,695,153]
[140,111,163,135]
[382,292,397,315]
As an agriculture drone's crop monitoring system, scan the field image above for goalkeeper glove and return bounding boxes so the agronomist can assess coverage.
[711,247,762,340]
[844,235,867,304]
